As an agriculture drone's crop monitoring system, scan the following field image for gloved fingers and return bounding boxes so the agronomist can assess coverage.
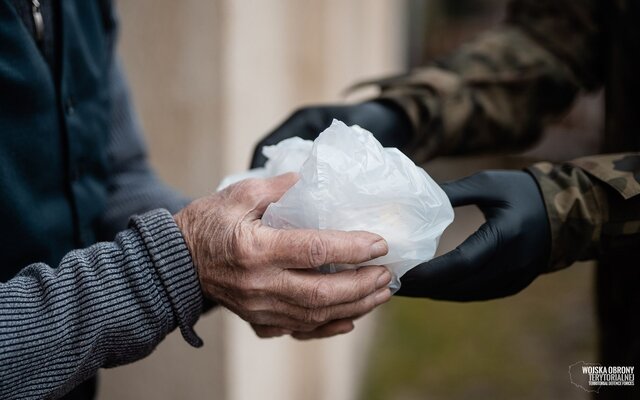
[397,222,498,297]
[421,261,540,301]
[250,110,321,168]
[276,108,330,142]
[441,171,502,207]
[250,144,269,168]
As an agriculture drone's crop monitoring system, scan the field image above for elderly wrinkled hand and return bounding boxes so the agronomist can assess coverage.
[175,173,392,338]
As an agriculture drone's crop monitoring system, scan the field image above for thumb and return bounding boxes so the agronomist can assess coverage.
[244,172,300,216]
[397,222,497,297]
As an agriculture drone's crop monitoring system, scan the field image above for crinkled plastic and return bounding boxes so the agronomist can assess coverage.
[216,137,313,191]
[257,119,455,291]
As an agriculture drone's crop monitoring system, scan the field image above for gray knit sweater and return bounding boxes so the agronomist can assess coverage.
[0,58,204,400]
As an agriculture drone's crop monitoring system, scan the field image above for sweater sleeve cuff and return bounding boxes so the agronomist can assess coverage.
[129,209,204,347]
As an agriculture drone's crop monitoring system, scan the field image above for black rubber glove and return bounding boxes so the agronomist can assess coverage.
[397,170,552,301]
[251,101,413,168]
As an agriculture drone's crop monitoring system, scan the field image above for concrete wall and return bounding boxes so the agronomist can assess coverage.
[98,1,406,399]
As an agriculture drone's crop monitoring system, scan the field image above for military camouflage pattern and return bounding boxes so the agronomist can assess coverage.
[372,26,580,162]
[571,154,640,199]
[367,0,640,271]
[529,157,640,271]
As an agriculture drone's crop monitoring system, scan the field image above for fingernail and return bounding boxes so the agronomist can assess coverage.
[370,239,388,258]
[376,270,392,288]
[374,288,392,304]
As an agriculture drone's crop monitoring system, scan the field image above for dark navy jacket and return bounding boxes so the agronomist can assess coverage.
[0,0,116,281]
[0,1,116,398]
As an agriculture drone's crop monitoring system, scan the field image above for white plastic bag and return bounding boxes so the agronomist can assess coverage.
[216,137,313,191]
[259,119,454,291]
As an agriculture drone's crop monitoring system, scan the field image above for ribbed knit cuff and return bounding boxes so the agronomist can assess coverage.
[130,209,204,347]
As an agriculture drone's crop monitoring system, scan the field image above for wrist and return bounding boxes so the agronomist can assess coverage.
[174,196,235,301]
[132,209,204,347]
[527,162,606,271]
[174,203,201,280]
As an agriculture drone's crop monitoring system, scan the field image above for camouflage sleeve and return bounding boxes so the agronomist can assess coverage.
[368,0,604,163]
[528,154,640,271]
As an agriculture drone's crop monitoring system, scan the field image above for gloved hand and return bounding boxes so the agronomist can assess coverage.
[397,170,551,301]
[251,101,413,168]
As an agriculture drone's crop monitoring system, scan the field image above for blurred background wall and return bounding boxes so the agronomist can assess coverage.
[98,1,602,399]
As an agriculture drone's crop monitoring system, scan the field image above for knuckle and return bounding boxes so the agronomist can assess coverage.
[248,274,267,291]
[307,236,328,268]
[287,281,308,307]
[229,178,253,199]
[309,308,329,325]
[243,276,271,301]
[230,231,246,262]
[453,247,472,267]
[301,310,316,325]
[221,220,245,268]
[242,298,265,313]
[246,310,269,326]
[245,180,267,203]
[360,295,376,313]
[232,227,265,270]
[310,280,333,306]
[238,177,260,191]
[353,271,374,295]
[234,178,267,205]
[269,269,290,296]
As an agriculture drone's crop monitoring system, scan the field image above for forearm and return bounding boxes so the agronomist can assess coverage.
[377,27,578,162]
[528,153,640,271]
[371,0,602,162]
[0,209,202,399]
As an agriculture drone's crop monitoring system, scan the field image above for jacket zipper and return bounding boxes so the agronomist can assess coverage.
[31,0,44,43]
